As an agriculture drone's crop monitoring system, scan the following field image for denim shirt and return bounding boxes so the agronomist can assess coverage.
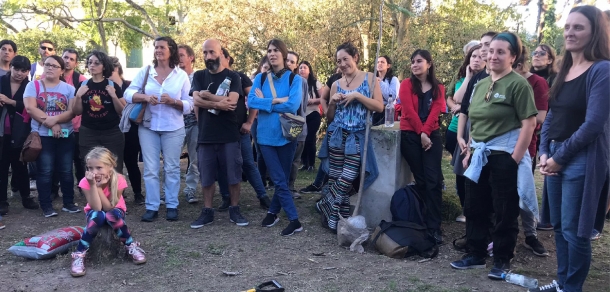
[463,128,538,219]
[318,122,379,190]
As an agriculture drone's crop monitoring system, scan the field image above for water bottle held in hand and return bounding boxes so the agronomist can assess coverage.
[503,272,538,289]
[208,77,232,115]
[384,95,395,128]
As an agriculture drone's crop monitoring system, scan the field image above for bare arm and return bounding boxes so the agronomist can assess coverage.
[536,110,547,125]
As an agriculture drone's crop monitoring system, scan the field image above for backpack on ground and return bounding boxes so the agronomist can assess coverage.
[371,185,438,259]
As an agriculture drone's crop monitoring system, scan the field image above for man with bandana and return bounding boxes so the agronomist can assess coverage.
[189,39,248,229]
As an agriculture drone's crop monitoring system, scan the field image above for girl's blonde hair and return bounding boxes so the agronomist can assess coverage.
[85,147,119,207]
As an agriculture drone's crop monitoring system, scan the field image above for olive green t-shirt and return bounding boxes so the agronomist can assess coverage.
[468,71,537,143]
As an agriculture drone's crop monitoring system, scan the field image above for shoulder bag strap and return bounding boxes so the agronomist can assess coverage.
[267,72,277,99]
[140,65,151,95]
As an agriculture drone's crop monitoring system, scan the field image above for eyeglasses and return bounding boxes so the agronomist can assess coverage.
[87,61,101,66]
[484,81,495,102]
[43,63,61,70]
[532,51,547,57]
[40,46,55,52]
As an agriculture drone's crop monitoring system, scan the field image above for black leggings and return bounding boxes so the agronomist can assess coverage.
[123,123,142,195]
[301,111,322,168]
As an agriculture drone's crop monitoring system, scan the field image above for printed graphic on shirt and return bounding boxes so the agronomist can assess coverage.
[37,92,69,116]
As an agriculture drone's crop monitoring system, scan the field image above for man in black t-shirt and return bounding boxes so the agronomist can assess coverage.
[189,39,248,229]
[217,49,271,211]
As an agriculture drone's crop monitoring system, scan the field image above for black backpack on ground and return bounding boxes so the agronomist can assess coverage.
[371,185,438,259]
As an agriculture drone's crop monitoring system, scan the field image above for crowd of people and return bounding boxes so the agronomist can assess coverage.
[0,5,608,292]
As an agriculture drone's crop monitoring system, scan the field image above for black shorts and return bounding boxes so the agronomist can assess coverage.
[197,142,243,187]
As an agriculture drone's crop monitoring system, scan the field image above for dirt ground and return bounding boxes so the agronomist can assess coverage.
[0,158,609,292]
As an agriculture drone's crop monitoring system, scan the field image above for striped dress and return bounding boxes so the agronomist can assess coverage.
[316,74,371,230]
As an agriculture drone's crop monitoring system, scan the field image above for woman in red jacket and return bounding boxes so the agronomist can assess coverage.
[399,49,446,244]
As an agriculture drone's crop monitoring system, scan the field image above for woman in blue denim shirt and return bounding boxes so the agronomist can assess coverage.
[537,6,610,292]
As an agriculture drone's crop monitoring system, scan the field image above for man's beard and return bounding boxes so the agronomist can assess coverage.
[205,58,220,71]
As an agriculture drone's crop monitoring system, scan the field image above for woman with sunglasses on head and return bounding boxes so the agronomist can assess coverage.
[399,49,446,244]
[316,42,383,232]
[0,56,39,216]
[449,32,538,280]
[24,55,81,217]
[298,61,324,172]
[531,44,558,86]
[536,6,610,292]
[72,51,125,176]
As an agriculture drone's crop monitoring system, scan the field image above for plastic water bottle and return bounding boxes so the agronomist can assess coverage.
[503,272,538,289]
[208,77,232,115]
[384,95,395,127]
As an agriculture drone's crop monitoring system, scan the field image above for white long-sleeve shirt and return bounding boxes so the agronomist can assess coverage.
[124,65,193,132]
[380,76,400,105]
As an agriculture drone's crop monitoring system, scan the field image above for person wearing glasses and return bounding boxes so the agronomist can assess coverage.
[450,32,537,280]
[530,44,558,86]
[0,56,40,216]
[24,55,81,217]
[72,51,125,175]
[30,40,56,81]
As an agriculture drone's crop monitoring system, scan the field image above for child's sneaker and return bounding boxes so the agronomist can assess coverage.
[70,251,87,277]
[126,241,146,264]
[0,221,5,230]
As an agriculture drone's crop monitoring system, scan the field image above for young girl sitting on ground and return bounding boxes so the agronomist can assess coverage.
[71,147,146,277]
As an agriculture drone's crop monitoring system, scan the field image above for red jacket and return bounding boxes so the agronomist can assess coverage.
[399,78,446,136]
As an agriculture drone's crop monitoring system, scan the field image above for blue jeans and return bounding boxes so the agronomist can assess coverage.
[220,133,268,200]
[312,163,328,188]
[260,142,298,221]
[139,126,185,211]
[547,141,590,292]
[37,135,75,210]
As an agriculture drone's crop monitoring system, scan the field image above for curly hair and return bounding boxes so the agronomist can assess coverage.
[153,36,180,68]
[86,50,114,78]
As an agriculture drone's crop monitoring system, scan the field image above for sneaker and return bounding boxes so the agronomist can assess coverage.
[299,184,322,194]
[590,229,602,241]
[299,165,308,171]
[259,196,271,210]
[190,208,214,229]
[29,180,37,190]
[134,193,145,205]
[166,208,179,221]
[22,198,39,210]
[306,166,314,172]
[217,198,230,212]
[42,207,58,217]
[529,280,563,292]
[537,222,554,231]
[185,192,198,204]
[62,204,81,214]
[281,219,303,236]
[229,206,249,226]
[524,235,549,256]
[0,221,5,230]
[141,210,158,222]
[488,260,510,280]
[126,241,147,264]
[450,253,486,270]
[70,251,87,277]
[455,214,466,223]
[292,191,302,199]
[261,213,279,227]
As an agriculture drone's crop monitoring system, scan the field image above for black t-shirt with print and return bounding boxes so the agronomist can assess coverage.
[80,79,124,130]
[191,68,244,144]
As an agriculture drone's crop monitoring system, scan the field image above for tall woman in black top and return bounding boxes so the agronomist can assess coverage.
[0,56,39,215]
[73,51,125,173]
[539,6,610,291]
[298,61,323,171]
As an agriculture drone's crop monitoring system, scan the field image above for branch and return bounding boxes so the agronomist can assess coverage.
[59,17,155,38]
[0,18,19,33]
[124,0,161,37]
[98,0,109,19]
[29,6,74,29]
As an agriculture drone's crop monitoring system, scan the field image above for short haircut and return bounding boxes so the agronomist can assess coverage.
[463,40,480,55]
[39,39,55,47]
[178,44,195,64]
[62,48,80,61]
[0,40,17,53]
[480,31,498,39]
[10,55,31,70]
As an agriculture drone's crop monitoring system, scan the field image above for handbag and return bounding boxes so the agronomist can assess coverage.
[266,72,305,141]
[20,80,46,162]
[128,65,151,124]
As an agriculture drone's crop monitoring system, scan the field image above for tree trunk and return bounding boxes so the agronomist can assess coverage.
[535,0,545,44]
[94,0,108,52]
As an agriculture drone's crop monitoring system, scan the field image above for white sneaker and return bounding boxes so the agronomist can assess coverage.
[29,180,37,190]
[455,214,466,223]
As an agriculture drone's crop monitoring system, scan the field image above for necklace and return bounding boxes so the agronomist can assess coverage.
[345,72,358,87]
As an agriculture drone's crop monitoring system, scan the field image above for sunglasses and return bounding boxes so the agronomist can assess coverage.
[40,46,55,52]
[484,81,495,102]
[532,51,547,57]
